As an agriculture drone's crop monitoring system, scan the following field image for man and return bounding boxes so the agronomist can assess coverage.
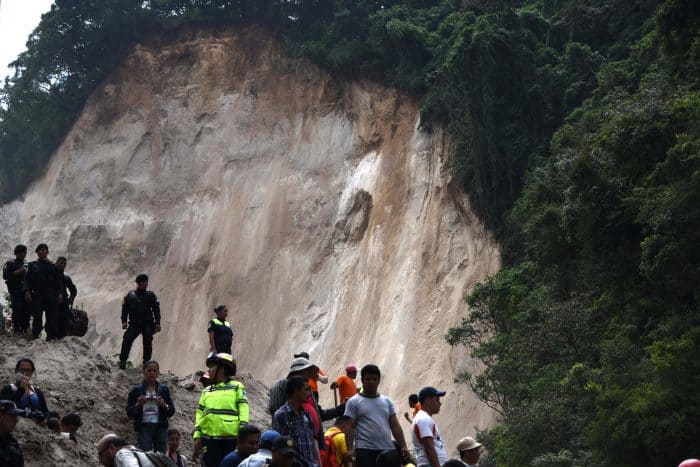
[193,353,249,467]
[272,375,320,467]
[220,424,261,467]
[455,437,483,467]
[60,412,82,443]
[3,245,28,334]
[403,394,420,423]
[344,365,409,467]
[55,256,77,339]
[0,400,24,467]
[331,365,358,404]
[270,436,297,467]
[323,415,355,467]
[411,387,447,467]
[23,244,63,341]
[96,433,161,466]
[118,274,161,369]
[238,430,281,467]
[294,352,329,402]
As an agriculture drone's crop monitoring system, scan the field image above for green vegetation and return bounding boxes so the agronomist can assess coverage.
[1,1,698,465]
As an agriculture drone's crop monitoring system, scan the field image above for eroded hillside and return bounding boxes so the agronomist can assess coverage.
[0,26,500,447]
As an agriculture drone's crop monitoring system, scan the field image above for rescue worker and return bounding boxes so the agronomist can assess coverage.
[55,256,77,339]
[194,353,249,467]
[23,244,63,341]
[2,245,28,334]
[119,274,161,369]
[208,305,233,354]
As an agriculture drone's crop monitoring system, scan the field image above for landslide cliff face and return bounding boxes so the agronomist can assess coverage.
[0,27,500,445]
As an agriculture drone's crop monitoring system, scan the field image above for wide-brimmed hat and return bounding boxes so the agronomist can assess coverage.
[456,436,482,452]
[288,357,317,376]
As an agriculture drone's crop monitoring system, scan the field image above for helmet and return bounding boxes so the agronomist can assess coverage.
[679,460,700,467]
[346,365,357,373]
[206,353,236,371]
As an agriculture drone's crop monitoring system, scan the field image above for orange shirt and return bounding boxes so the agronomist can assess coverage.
[336,375,358,402]
[309,368,326,393]
[412,402,422,417]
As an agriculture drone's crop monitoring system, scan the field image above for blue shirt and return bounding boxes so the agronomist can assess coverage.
[272,402,318,467]
[219,450,245,467]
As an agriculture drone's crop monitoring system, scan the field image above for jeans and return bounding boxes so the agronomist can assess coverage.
[137,424,168,453]
[119,324,154,364]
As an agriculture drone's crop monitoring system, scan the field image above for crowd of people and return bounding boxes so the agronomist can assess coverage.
[3,242,698,467]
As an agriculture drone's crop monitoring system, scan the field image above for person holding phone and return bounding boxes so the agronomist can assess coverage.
[0,358,50,423]
[126,360,175,453]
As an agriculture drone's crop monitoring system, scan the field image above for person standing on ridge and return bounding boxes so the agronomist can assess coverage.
[331,365,358,404]
[55,256,77,339]
[23,244,63,341]
[119,274,161,369]
[344,364,409,467]
[193,353,249,467]
[411,387,447,467]
[208,305,233,355]
[3,245,28,334]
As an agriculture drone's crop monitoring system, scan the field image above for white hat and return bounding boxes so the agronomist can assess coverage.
[456,436,482,452]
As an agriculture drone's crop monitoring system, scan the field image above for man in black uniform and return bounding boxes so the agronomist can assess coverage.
[2,245,28,334]
[55,256,77,339]
[119,273,161,369]
[23,244,63,341]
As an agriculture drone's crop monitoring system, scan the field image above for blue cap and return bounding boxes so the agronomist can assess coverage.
[418,386,446,403]
[260,430,281,449]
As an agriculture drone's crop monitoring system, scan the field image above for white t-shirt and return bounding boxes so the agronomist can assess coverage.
[142,389,159,424]
[344,393,397,450]
[411,410,447,467]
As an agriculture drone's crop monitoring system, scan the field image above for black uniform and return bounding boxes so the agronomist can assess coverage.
[56,272,77,339]
[0,432,23,467]
[2,259,28,333]
[22,259,63,340]
[119,289,161,366]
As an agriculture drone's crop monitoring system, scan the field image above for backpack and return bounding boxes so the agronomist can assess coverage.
[66,307,89,337]
[132,448,177,467]
[320,430,344,467]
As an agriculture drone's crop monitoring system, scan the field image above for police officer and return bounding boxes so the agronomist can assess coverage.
[2,245,28,334]
[194,353,249,467]
[118,274,161,369]
[23,244,63,341]
[55,256,77,339]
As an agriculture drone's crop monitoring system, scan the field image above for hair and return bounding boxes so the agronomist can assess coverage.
[108,437,128,449]
[168,428,180,437]
[57,256,67,262]
[214,305,227,314]
[143,360,160,372]
[376,449,403,467]
[443,460,468,467]
[286,375,307,397]
[334,415,354,426]
[61,412,82,428]
[360,364,381,378]
[408,394,418,404]
[15,357,35,372]
[14,244,27,254]
[35,243,48,253]
[238,424,262,441]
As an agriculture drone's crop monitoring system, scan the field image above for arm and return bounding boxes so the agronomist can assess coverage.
[208,329,216,352]
[418,436,440,467]
[161,385,176,417]
[36,388,50,414]
[2,262,14,281]
[193,393,204,440]
[152,293,161,326]
[66,275,77,301]
[238,384,250,425]
[404,412,412,423]
[312,436,321,464]
[121,295,129,326]
[126,387,141,419]
[389,414,409,454]
[317,369,328,384]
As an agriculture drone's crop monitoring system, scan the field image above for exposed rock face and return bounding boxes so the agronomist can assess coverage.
[0,26,500,447]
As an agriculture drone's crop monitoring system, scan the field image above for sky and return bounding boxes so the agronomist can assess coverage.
[0,0,54,82]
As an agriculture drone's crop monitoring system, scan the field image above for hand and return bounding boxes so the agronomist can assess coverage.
[24,291,32,303]
[136,396,147,408]
[157,397,168,409]
[330,382,338,390]
[400,448,410,461]
[193,438,201,452]
[155,324,161,333]
[15,267,26,276]
[122,322,128,330]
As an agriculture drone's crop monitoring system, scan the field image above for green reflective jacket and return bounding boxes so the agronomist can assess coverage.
[193,379,249,440]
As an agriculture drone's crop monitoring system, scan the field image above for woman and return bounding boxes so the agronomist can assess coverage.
[0,357,50,422]
[165,428,188,467]
[126,360,175,453]
[208,305,233,354]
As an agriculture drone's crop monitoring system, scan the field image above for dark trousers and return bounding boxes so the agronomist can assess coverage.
[202,438,237,467]
[56,303,71,338]
[119,324,154,364]
[356,449,386,467]
[30,291,59,340]
[9,291,29,333]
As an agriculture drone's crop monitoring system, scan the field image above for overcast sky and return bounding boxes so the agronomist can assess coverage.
[0,0,54,82]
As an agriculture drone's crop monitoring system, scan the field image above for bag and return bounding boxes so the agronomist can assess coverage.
[133,448,177,467]
[66,308,89,337]
[320,430,344,467]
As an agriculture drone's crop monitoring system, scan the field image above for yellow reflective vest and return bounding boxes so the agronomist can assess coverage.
[193,379,249,440]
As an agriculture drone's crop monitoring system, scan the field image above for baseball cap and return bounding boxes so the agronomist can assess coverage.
[456,436,482,452]
[260,430,281,449]
[0,400,24,415]
[273,436,296,456]
[346,365,357,373]
[418,386,446,403]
